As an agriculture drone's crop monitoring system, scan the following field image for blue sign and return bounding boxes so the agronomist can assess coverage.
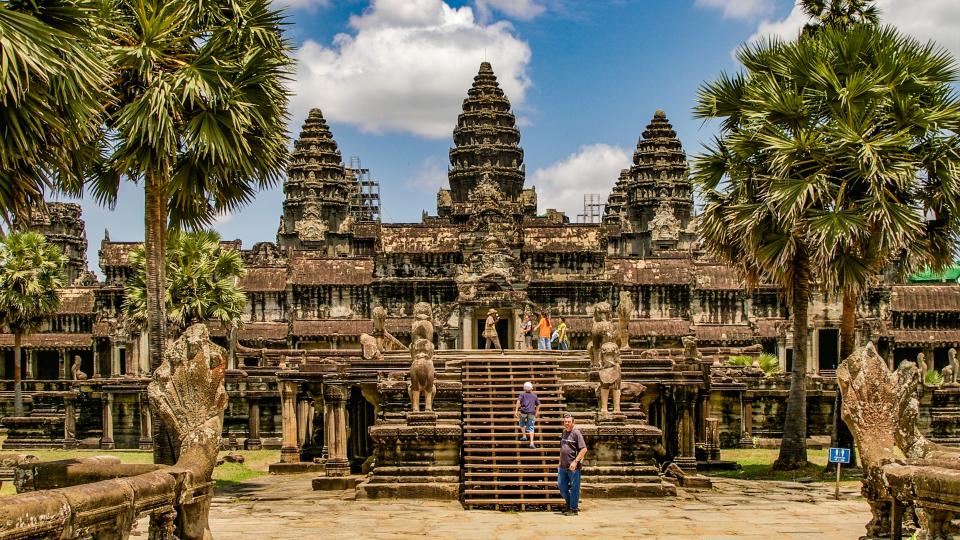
[829,447,851,464]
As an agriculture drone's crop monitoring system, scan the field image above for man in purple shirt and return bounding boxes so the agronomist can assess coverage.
[513,381,541,449]
[558,413,587,515]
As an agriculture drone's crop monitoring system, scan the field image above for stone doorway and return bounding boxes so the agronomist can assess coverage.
[475,310,511,350]
[817,328,839,371]
[347,386,375,473]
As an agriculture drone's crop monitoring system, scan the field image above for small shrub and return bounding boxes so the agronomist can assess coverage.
[925,369,944,386]
[758,353,781,376]
[727,355,753,366]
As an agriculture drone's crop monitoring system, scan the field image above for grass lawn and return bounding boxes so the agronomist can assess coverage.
[709,447,863,485]
[1,431,277,498]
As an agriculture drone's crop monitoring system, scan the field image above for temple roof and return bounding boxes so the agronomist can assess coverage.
[695,324,755,343]
[240,268,287,292]
[57,288,96,314]
[890,285,960,312]
[889,329,960,346]
[694,264,742,291]
[606,257,692,285]
[380,225,460,253]
[0,333,92,349]
[98,242,140,268]
[289,258,374,286]
[522,226,602,252]
[287,108,347,184]
[629,319,692,337]
[447,62,525,206]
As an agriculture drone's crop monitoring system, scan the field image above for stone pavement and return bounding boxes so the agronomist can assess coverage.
[201,474,870,539]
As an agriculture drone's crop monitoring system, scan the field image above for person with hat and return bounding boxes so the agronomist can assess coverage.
[514,381,541,449]
[484,308,503,354]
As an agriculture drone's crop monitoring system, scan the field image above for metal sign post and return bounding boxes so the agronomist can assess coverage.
[828,447,851,500]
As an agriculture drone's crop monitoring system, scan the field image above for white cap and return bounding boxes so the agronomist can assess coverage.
[523,381,533,391]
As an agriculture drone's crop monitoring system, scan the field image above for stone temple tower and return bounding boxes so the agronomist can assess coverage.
[605,110,696,256]
[277,109,355,253]
[438,62,536,222]
[16,202,91,285]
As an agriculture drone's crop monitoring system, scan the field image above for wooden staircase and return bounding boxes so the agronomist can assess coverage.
[461,352,566,510]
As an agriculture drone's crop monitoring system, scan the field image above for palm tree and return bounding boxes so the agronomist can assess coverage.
[124,230,247,335]
[0,232,66,415]
[0,0,107,227]
[81,1,290,463]
[800,0,879,35]
[693,25,960,469]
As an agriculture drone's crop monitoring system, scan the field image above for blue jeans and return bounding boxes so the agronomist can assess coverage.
[557,467,581,510]
[538,337,552,350]
[558,340,569,351]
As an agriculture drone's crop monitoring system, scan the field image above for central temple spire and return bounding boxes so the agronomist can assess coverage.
[442,62,526,215]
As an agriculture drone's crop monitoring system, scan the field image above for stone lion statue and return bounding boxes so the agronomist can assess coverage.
[408,338,436,412]
[598,341,623,414]
[588,302,617,369]
[411,302,434,344]
[359,333,382,362]
[616,291,634,349]
[682,335,702,361]
[71,356,88,381]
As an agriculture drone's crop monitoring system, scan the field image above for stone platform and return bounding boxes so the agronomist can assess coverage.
[356,420,462,500]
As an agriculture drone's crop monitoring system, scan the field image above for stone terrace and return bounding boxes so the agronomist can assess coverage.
[205,475,870,539]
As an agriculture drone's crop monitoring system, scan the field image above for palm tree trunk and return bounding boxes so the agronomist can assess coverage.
[775,248,811,470]
[13,332,23,416]
[833,288,858,465]
[145,166,176,465]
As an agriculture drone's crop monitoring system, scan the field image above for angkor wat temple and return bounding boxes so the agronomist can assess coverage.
[3,63,960,500]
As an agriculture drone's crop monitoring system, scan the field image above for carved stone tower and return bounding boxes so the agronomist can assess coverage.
[606,111,696,256]
[16,202,90,285]
[438,62,536,222]
[278,109,355,253]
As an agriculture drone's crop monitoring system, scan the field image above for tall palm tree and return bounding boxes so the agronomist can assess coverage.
[0,0,108,227]
[81,0,290,463]
[0,232,66,415]
[800,0,879,35]
[694,25,960,469]
[124,230,247,335]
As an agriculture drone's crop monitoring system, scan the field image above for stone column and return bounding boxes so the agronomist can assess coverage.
[675,389,697,472]
[513,310,523,350]
[462,307,474,349]
[63,393,77,449]
[297,399,312,448]
[110,341,120,378]
[279,380,300,463]
[58,348,68,380]
[323,382,350,477]
[245,399,262,450]
[92,340,101,379]
[25,350,35,380]
[740,394,754,448]
[100,393,115,449]
[138,393,153,450]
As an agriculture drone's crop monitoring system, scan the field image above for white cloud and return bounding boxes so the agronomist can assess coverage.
[529,144,631,220]
[273,0,330,10]
[475,0,545,21]
[212,209,233,226]
[747,0,960,59]
[290,0,533,139]
[695,0,773,20]
[406,156,448,191]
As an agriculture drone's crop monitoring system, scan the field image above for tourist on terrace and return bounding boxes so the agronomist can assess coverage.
[484,308,504,354]
[521,312,533,350]
[514,381,541,449]
[556,317,569,351]
[537,312,552,350]
[558,413,587,515]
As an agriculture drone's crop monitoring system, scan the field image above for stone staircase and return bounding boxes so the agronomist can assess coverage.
[461,352,566,510]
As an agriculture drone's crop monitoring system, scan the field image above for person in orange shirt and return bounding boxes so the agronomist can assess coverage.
[536,311,552,350]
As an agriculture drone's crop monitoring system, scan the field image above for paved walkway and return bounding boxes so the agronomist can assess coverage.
[205,474,870,539]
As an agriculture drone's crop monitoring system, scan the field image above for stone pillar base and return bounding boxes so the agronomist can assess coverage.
[597,412,628,425]
[324,458,350,478]
[673,456,698,472]
[279,446,300,463]
[100,440,115,450]
[739,433,755,448]
[405,411,438,425]
[244,438,263,451]
[357,422,462,500]
[62,438,78,450]
[579,422,678,498]
[138,438,154,451]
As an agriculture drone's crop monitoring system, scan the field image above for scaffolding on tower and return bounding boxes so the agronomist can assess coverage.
[576,193,604,224]
[347,156,381,222]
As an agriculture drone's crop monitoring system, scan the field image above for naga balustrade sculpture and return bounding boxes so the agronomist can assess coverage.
[0,323,228,540]
[838,342,960,539]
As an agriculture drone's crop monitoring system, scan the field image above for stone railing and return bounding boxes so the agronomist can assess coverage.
[0,324,227,540]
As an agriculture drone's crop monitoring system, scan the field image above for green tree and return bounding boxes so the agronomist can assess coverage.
[693,26,960,469]
[800,0,879,35]
[124,230,247,334]
[0,0,108,227]
[81,0,291,463]
[0,232,66,415]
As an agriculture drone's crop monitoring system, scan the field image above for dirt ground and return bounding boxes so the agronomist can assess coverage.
[202,474,871,540]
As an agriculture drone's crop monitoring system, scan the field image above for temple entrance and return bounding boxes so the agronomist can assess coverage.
[347,386,375,473]
[817,328,839,371]
[475,311,510,350]
[36,350,60,380]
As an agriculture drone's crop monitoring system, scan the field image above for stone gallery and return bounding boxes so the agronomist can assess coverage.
[3,62,960,519]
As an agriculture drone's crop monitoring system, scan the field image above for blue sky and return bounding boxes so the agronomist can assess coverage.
[62,0,960,272]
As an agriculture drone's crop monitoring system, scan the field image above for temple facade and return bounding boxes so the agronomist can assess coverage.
[3,63,960,480]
